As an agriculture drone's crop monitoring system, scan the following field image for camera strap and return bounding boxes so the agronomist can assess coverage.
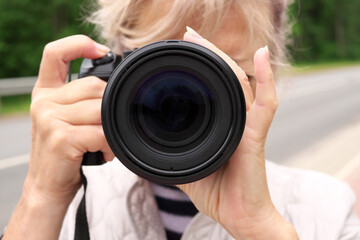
[74,168,90,240]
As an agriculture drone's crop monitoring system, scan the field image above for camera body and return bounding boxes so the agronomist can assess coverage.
[79,40,246,185]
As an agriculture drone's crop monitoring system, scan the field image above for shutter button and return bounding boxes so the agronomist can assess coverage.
[92,52,115,66]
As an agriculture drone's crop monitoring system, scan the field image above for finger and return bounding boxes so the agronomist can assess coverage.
[37,35,110,88]
[54,76,106,104]
[184,27,254,109]
[103,152,115,162]
[253,46,277,110]
[72,125,114,162]
[248,46,278,135]
[57,99,102,125]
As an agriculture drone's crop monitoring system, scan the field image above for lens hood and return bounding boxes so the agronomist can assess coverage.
[102,40,246,184]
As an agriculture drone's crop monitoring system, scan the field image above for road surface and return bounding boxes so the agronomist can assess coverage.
[267,66,360,163]
[1,65,360,231]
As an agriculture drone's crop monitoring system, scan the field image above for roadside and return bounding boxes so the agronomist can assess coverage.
[1,63,360,116]
[283,115,360,218]
[0,94,31,115]
[290,61,360,75]
[270,64,360,217]
[285,120,360,176]
[0,115,31,160]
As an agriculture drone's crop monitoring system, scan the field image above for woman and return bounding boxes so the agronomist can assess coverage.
[3,0,359,239]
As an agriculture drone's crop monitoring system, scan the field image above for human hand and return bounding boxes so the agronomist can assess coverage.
[4,35,115,240]
[178,27,298,239]
[26,35,114,206]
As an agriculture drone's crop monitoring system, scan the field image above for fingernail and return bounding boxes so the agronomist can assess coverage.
[186,26,203,39]
[95,42,110,54]
[264,45,269,61]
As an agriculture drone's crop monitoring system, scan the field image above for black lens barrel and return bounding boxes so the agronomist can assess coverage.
[102,40,246,184]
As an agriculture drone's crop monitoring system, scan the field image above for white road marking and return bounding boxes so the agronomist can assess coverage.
[0,154,29,170]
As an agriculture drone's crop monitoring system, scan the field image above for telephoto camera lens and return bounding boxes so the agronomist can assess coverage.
[102,40,246,184]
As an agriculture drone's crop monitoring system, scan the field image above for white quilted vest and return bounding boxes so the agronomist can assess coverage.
[59,159,360,240]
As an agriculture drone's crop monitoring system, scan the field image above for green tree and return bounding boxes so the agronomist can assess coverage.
[0,0,94,78]
[1,0,360,78]
[289,0,360,62]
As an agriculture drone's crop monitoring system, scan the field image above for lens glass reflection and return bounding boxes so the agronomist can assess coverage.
[132,70,214,147]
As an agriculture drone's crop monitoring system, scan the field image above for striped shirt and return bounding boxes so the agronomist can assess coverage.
[150,183,198,240]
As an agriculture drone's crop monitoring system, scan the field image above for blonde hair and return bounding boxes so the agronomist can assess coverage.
[88,0,291,72]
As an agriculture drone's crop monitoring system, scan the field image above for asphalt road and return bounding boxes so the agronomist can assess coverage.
[267,66,360,162]
[0,65,360,232]
[0,115,31,159]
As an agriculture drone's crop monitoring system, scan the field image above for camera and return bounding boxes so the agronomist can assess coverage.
[79,40,246,185]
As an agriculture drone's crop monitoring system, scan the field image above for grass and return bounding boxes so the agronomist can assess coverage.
[0,94,31,116]
[291,60,360,75]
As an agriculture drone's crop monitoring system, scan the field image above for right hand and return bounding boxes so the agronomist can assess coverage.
[25,35,114,205]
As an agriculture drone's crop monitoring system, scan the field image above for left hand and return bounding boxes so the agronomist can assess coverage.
[177,28,298,240]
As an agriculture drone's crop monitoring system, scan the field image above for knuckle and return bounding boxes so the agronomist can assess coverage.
[48,127,70,152]
[30,96,47,122]
[98,127,107,143]
[68,149,83,162]
[86,76,106,92]
[30,101,39,120]
[43,42,59,59]
[73,34,92,44]
[31,86,39,97]
[37,110,55,135]
[93,126,106,148]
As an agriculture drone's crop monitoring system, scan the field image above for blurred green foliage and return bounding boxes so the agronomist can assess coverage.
[0,0,359,78]
[0,94,31,115]
[289,0,360,62]
[0,0,95,78]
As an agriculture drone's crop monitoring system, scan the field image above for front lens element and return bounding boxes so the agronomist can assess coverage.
[132,70,213,148]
